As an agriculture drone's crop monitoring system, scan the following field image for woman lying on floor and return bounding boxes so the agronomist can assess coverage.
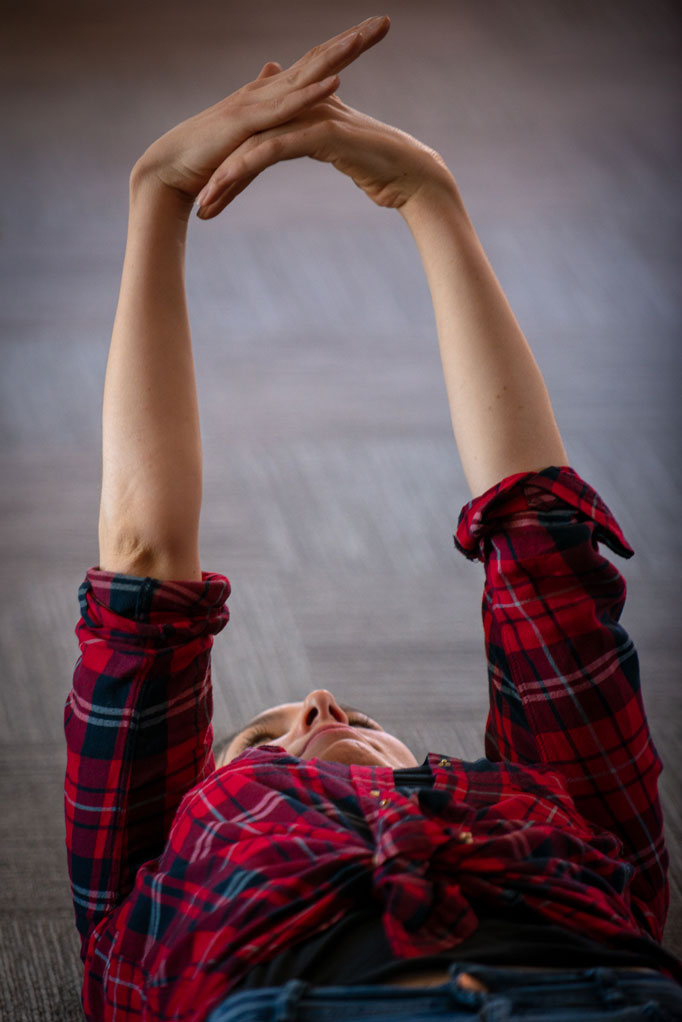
[64,15,682,1022]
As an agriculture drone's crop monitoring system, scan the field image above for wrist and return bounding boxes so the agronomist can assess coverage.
[129,162,194,227]
[399,165,467,226]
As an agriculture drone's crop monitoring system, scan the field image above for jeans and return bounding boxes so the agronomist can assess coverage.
[206,964,682,1021]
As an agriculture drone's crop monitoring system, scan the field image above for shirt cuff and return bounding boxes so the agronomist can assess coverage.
[77,568,230,640]
[454,466,634,563]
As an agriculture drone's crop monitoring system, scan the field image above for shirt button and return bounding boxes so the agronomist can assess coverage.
[369,789,380,797]
[438,758,450,767]
[379,798,391,808]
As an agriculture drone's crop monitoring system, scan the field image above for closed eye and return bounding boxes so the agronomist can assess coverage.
[353,718,378,729]
[242,728,276,749]
[242,714,380,750]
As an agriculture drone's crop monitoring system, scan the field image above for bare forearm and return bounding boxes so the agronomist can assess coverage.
[98,168,202,579]
[400,171,568,497]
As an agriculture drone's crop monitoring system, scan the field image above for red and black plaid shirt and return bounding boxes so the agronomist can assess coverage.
[64,466,672,1021]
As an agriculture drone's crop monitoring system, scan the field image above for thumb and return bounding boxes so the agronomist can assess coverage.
[256,60,282,80]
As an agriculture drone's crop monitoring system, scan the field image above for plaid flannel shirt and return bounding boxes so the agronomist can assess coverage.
[64,466,672,1021]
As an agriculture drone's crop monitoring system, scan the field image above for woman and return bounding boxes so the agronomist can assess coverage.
[64,15,682,1021]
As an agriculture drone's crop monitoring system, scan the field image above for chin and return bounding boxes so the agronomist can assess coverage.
[302,742,395,768]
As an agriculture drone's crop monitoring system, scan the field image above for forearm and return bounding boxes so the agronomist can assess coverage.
[400,171,568,497]
[99,168,202,580]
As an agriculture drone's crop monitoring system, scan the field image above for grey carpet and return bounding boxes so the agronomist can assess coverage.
[2,1,680,1018]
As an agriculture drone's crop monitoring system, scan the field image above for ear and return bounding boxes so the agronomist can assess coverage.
[256,60,283,80]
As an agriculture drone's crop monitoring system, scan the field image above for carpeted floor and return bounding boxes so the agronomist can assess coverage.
[1,1,680,1018]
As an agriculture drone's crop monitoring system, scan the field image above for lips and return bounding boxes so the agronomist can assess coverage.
[300,724,359,755]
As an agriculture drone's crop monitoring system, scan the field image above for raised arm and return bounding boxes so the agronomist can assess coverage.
[97,18,391,581]
[98,175,202,580]
[398,176,568,496]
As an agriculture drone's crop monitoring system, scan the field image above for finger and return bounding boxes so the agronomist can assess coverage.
[286,15,390,88]
[197,76,339,207]
[249,15,388,95]
[256,60,282,81]
[198,121,335,217]
[246,30,360,94]
[290,15,390,75]
[198,173,259,219]
[246,71,340,135]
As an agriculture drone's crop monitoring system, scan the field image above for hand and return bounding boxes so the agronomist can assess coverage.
[132,16,391,204]
[195,92,452,216]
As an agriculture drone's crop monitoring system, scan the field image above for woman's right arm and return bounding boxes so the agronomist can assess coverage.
[398,171,568,497]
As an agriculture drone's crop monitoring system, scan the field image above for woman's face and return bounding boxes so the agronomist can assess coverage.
[216,688,418,769]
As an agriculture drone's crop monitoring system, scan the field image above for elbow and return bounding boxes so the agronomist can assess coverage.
[98,527,156,576]
[98,521,200,580]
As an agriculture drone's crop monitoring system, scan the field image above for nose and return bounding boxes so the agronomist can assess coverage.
[298,689,349,734]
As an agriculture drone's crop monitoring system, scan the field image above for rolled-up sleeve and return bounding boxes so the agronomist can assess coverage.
[455,466,669,941]
[64,568,230,958]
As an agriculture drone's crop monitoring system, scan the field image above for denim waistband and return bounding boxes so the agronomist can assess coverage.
[207,963,682,1022]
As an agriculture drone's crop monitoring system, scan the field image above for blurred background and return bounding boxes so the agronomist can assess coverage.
[1,0,680,1017]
